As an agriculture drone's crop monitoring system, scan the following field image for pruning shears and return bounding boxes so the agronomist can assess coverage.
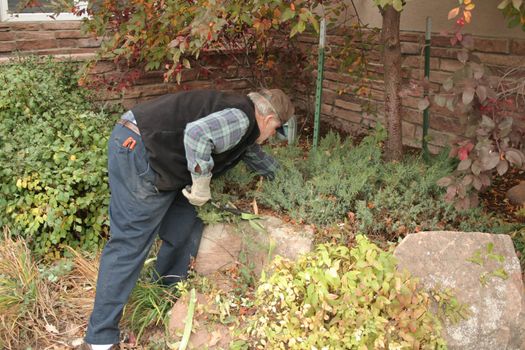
[211,201,262,221]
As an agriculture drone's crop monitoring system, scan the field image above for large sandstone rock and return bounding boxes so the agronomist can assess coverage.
[194,216,314,279]
[394,231,525,350]
[237,216,314,276]
[193,223,242,276]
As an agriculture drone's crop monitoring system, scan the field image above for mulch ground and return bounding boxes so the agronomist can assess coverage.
[479,167,525,224]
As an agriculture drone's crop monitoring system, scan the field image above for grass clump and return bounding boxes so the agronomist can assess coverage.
[124,280,180,343]
[0,231,45,349]
[0,231,180,349]
[0,231,98,349]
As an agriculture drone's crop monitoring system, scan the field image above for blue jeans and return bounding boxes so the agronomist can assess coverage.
[85,124,203,345]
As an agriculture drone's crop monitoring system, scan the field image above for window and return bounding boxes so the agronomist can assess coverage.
[0,0,86,22]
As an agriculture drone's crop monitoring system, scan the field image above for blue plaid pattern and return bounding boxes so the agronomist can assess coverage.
[184,108,278,178]
[243,143,278,179]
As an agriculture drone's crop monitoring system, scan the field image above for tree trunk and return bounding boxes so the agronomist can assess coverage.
[381,5,403,161]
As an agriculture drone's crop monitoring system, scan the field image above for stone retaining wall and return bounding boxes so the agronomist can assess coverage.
[0,21,98,56]
[0,21,256,109]
[1,20,523,150]
[296,29,525,152]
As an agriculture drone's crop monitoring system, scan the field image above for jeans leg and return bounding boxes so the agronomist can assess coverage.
[154,192,204,286]
[85,125,176,345]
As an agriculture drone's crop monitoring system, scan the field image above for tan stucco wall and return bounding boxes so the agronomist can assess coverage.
[353,0,525,39]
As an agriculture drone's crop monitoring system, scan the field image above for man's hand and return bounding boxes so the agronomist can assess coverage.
[182,174,212,206]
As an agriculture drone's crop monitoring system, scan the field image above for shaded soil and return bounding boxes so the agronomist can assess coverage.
[479,167,525,224]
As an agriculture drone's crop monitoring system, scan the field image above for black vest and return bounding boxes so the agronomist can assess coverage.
[132,90,259,191]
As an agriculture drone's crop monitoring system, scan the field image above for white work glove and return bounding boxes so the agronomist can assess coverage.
[182,174,212,206]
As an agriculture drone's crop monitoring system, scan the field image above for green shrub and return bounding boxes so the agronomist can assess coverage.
[0,56,111,257]
[244,235,448,349]
[354,152,456,235]
[353,151,517,236]
[209,158,259,207]
[242,128,511,237]
[257,130,384,226]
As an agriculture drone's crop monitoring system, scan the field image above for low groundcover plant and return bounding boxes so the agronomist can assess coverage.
[242,235,454,349]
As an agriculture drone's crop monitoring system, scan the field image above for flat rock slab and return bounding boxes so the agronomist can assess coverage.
[394,231,525,350]
[168,292,231,350]
[237,216,314,276]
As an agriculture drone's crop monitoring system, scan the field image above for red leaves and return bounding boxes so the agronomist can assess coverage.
[83,68,142,92]
[457,142,474,161]
[169,36,186,48]
[457,158,472,171]
[476,85,488,103]
[25,0,42,8]
[448,1,477,46]
[505,149,524,167]
[496,159,509,176]
[445,185,457,202]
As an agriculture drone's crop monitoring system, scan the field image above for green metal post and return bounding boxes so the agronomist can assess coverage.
[313,19,326,149]
[422,17,432,161]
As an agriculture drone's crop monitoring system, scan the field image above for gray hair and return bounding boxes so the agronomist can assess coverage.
[248,92,277,118]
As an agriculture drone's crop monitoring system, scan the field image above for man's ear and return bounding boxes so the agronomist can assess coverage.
[270,114,281,124]
[264,114,276,126]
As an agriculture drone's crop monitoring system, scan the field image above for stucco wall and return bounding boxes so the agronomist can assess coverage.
[353,0,525,39]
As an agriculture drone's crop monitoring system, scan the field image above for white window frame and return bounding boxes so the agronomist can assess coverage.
[0,0,87,22]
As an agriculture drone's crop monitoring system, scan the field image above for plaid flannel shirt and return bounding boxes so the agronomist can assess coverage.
[183,108,278,178]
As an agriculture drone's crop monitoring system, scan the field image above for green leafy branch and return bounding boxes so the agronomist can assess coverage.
[467,242,509,286]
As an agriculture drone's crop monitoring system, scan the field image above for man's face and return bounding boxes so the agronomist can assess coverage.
[256,115,281,144]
